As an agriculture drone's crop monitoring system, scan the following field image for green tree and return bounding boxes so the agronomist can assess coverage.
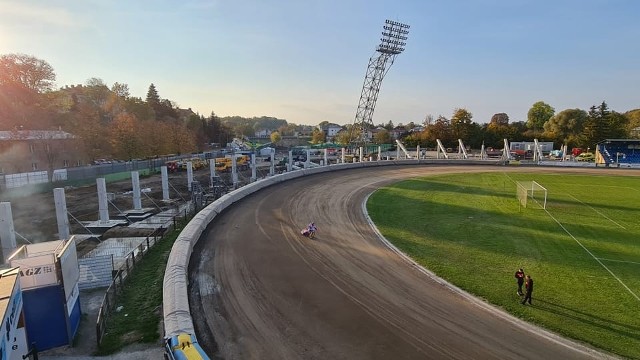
[580,101,626,148]
[490,113,509,126]
[484,116,520,148]
[123,97,154,122]
[581,103,606,148]
[384,120,394,130]
[543,108,588,148]
[146,83,160,106]
[450,108,473,141]
[424,116,454,147]
[111,82,130,98]
[145,83,178,121]
[624,109,640,138]
[204,112,232,146]
[311,128,326,144]
[373,129,391,144]
[0,53,56,93]
[0,54,57,129]
[334,128,353,146]
[82,78,112,123]
[527,101,555,136]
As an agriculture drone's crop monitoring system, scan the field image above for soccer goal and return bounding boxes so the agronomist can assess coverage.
[516,181,547,209]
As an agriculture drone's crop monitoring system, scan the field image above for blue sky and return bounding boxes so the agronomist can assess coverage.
[1,0,638,126]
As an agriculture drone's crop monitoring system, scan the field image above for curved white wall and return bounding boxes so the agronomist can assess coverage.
[162,159,499,338]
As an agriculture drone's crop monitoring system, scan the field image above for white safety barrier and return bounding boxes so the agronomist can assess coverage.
[162,158,499,342]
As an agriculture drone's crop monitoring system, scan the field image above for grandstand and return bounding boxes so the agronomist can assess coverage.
[596,139,640,166]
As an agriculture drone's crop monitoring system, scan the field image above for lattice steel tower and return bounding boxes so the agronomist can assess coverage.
[350,20,410,150]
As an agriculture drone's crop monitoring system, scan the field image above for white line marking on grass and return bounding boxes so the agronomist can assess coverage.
[597,258,640,266]
[362,192,610,358]
[503,173,640,302]
[544,209,640,302]
[567,194,626,229]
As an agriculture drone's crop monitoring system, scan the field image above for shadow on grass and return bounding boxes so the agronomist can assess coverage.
[370,179,640,266]
[390,175,640,214]
[532,298,640,340]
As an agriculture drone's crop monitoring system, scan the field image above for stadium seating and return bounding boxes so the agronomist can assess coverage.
[598,141,640,165]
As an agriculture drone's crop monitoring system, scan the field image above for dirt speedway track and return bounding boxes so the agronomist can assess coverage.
[188,164,625,360]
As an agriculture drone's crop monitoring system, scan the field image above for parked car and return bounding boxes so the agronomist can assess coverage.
[576,152,595,162]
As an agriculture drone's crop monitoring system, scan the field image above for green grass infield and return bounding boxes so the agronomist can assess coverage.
[367,172,640,359]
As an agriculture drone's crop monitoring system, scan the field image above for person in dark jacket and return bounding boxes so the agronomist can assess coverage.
[514,268,525,296]
[521,275,533,305]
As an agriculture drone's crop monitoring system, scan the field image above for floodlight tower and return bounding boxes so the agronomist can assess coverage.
[350,19,410,152]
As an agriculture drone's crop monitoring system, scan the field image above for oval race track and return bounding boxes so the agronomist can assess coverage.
[187,165,618,360]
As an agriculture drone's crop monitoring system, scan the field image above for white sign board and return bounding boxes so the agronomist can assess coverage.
[11,254,57,290]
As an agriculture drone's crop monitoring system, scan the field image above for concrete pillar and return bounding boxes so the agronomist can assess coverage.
[417,145,421,160]
[161,166,170,201]
[251,154,257,182]
[132,171,142,210]
[288,150,293,172]
[209,159,216,178]
[324,149,328,166]
[54,188,70,240]
[359,147,363,163]
[341,148,345,164]
[378,146,382,161]
[97,178,109,223]
[232,156,238,188]
[268,150,274,176]
[186,162,193,191]
[397,147,400,160]
[305,149,311,168]
[0,202,17,263]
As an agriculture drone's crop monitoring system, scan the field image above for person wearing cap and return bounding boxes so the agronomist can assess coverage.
[514,268,525,296]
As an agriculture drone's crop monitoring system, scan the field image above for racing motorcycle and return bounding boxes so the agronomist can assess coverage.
[300,227,316,239]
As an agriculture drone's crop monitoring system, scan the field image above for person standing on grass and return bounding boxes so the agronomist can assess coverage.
[521,275,534,305]
[514,268,525,296]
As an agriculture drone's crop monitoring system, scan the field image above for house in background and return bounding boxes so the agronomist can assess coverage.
[390,126,407,140]
[321,123,343,141]
[254,128,272,138]
[0,130,85,175]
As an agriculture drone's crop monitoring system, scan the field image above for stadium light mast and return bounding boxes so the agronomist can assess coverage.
[350,19,410,152]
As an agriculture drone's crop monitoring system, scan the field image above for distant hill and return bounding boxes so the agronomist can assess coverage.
[221,116,288,130]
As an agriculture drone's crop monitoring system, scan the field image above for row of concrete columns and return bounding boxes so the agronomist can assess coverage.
[0,168,175,263]
[2,148,398,262]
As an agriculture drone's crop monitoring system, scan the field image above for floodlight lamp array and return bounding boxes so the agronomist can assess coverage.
[377,20,410,54]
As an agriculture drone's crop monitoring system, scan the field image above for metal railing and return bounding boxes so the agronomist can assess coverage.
[94,224,174,347]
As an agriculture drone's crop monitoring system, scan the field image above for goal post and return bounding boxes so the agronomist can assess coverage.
[516,181,547,209]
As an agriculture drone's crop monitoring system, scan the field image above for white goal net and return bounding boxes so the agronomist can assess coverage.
[516,181,547,209]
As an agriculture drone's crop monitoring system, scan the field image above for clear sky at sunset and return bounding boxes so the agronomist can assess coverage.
[1,0,638,126]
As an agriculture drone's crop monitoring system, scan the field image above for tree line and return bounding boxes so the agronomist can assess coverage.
[0,54,287,161]
[413,102,638,150]
[2,53,639,162]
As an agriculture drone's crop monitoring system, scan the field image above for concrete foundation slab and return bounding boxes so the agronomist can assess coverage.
[114,208,155,222]
[83,219,128,235]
